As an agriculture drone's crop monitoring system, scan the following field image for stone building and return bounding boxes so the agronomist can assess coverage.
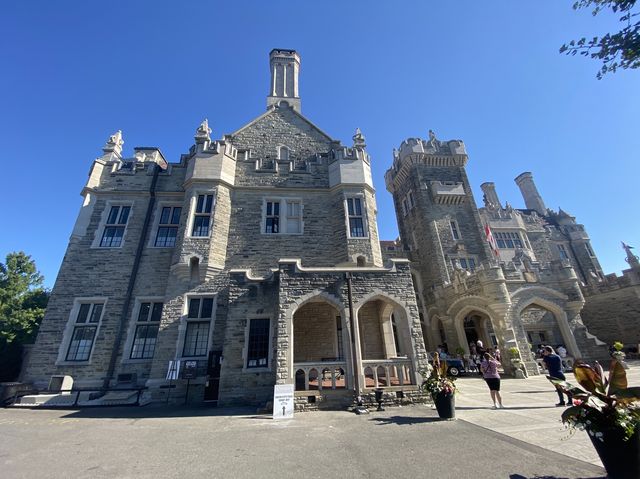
[23,49,638,408]
[22,50,429,409]
[385,135,615,375]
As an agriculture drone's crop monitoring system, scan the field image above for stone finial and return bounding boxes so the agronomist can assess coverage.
[352,128,366,149]
[622,242,640,268]
[103,130,124,156]
[195,119,212,144]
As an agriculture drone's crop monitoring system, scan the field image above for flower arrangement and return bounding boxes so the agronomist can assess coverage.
[422,353,456,397]
[551,359,640,441]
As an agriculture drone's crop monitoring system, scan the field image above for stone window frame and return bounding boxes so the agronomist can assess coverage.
[185,189,216,239]
[584,243,595,257]
[449,219,461,241]
[148,201,183,248]
[121,296,164,364]
[176,293,217,361]
[260,197,304,235]
[343,193,369,239]
[56,297,108,366]
[450,255,478,272]
[242,315,274,373]
[557,243,569,260]
[91,200,135,249]
[494,230,525,249]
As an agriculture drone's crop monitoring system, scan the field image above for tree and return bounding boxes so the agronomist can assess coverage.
[0,252,49,381]
[560,0,640,79]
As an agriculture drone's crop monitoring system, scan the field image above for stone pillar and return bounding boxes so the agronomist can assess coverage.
[515,172,547,215]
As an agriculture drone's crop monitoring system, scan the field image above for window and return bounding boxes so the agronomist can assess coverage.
[247,318,270,368]
[407,191,415,209]
[347,197,366,238]
[558,244,569,260]
[495,232,524,249]
[155,206,181,247]
[130,302,162,359]
[66,302,104,361]
[191,194,213,237]
[265,201,280,233]
[450,220,461,240]
[452,257,476,272]
[182,297,214,357]
[401,198,408,216]
[100,205,130,247]
[585,243,595,257]
[264,199,302,234]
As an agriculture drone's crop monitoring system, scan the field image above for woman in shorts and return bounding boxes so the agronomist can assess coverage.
[480,352,504,409]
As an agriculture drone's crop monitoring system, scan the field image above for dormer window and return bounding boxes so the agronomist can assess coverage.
[278,146,290,161]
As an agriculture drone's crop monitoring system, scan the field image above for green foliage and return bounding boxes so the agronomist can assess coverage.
[613,341,625,351]
[550,359,640,441]
[560,0,640,79]
[508,346,521,359]
[0,252,49,344]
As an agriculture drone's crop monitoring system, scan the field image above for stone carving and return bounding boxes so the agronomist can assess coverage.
[622,242,640,267]
[195,119,212,143]
[352,128,366,149]
[103,130,124,155]
[428,129,438,149]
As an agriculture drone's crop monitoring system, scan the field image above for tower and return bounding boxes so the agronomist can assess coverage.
[267,49,301,112]
[515,172,547,215]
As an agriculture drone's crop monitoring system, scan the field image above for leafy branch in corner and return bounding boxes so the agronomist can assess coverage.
[560,0,640,78]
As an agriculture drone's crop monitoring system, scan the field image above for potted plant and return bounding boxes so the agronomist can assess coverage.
[551,359,640,479]
[422,354,456,419]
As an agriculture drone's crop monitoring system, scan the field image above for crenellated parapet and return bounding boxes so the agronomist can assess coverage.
[385,131,467,193]
[328,128,373,188]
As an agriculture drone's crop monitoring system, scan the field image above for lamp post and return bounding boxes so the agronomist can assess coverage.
[345,272,367,413]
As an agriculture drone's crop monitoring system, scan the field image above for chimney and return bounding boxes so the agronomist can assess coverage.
[515,172,547,215]
[480,182,502,209]
[267,49,301,112]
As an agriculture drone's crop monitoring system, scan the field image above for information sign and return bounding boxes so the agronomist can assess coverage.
[272,384,294,420]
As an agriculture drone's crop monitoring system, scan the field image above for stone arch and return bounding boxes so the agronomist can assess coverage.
[511,293,581,358]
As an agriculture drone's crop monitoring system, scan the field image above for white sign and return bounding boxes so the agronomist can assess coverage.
[166,360,181,380]
[272,384,294,420]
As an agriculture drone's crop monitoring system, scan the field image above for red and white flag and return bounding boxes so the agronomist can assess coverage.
[484,224,499,258]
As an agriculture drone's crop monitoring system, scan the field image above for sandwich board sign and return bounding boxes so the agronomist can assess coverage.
[166,360,181,380]
[272,383,294,419]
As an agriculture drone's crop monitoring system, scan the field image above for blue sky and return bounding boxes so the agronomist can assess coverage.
[1,1,638,288]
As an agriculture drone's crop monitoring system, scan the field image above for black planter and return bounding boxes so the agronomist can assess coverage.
[433,392,455,419]
[589,427,640,479]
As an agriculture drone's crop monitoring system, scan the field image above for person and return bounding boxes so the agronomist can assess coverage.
[475,340,486,375]
[494,347,501,362]
[556,345,567,358]
[542,346,573,406]
[480,352,504,409]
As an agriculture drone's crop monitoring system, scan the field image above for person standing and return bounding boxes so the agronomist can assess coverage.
[543,346,572,406]
[480,352,504,409]
[475,340,486,376]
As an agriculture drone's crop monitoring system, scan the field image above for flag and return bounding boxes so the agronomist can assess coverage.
[485,224,499,257]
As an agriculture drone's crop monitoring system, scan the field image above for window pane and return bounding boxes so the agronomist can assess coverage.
[188,299,201,318]
[266,217,279,234]
[353,198,362,216]
[204,195,213,213]
[192,216,210,236]
[138,303,151,322]
[247,318,270,368]
[201,298,213,318]
[101,226,124,247]
[286,217,300,234]
[349,217,364,237]
[171,207,182,225]
[196,195,204,213]
[273,202,279,215]
[156,227,178,247]
[76,304,90,323]
[183,321,210,357]
[107,206,120,224]
[266,202,272,216]
[151,303,163,322]
[89,304,103,323]
[118,206,130,224]
[131,324,159,359]
[347,198,354,216]
[160,207,171,224]
[66,326,96,361]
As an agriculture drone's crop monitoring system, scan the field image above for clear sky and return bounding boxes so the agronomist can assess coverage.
[1,1,638,288]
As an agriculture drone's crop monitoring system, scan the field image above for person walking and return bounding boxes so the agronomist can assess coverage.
[480,352,504,409]
[542,345,573,406]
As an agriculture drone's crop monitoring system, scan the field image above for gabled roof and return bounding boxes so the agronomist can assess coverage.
[230,105,335,142]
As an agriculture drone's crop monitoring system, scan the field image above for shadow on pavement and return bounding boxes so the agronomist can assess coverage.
[509,475,604,479]
[370,415,443,426]
[61,404,258,419]
[456,405,558,411]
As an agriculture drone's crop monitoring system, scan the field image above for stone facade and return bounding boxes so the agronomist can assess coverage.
[23,49,428,409]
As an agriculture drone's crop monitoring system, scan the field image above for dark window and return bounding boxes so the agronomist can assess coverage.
[495,232,524,249]
[558,244,569,260]
[183,321,210,357]
[450,221,460,240]
[155,206,181,247]
[347,197,365,237]
[100,206,130,247]
[247,318,270,368]
[192,195,213,237]
[66,303,103,361]
[265,201,280,233]
[130,302,163,359]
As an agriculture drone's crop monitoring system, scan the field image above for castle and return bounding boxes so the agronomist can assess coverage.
[22,49,640,409]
